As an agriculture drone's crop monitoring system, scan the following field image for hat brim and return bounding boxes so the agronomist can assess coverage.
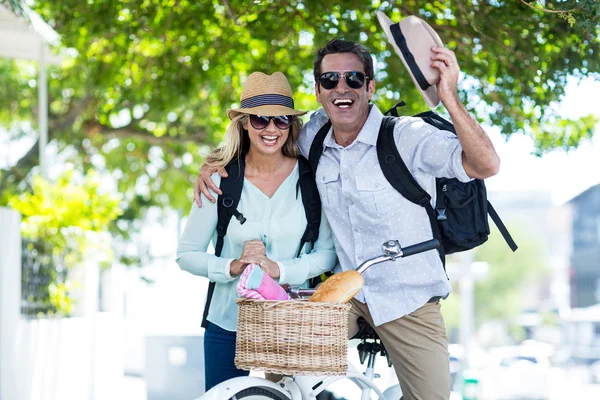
[227,105,307,120]
[376,12,443,109]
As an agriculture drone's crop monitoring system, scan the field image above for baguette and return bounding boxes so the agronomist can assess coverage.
[308,270,364,303]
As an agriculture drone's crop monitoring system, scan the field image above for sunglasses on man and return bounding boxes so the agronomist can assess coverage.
[318,71,368,90]
[249,114,294,130]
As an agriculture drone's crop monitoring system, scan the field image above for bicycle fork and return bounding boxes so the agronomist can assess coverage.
[358,340,391,400]
[361,351,377,400]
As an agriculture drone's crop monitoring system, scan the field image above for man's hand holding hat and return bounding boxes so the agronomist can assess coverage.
[430,46,461,108]
[377,11,463,109]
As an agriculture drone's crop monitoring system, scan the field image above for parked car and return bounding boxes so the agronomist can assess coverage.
[590,359,600,384]
[478,345,552,400]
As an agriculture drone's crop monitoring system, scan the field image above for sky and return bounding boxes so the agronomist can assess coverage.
[1,78,599,207]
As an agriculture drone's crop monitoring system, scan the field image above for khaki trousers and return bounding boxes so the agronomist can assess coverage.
[348,298,451,400]
[267,300,450,400]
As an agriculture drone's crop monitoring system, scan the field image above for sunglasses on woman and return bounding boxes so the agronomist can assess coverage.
[249,114,294,130]
[318,71,367,90]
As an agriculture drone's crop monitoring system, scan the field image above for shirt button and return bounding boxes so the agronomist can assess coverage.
[353,227,359,233]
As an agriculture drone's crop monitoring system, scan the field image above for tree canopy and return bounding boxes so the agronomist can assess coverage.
[1,0,599,264]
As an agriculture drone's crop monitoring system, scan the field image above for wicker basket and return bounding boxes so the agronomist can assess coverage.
[234,298,351,376]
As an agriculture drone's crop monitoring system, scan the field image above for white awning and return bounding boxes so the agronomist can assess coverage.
[0,3,62,64]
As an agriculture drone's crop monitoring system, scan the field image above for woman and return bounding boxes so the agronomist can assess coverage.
[176,71,337,391]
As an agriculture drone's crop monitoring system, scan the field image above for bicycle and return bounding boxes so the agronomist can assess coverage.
[196,238,440,400]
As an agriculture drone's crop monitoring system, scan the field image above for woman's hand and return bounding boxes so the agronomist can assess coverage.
[258,258,280,280]
[229,259,247,277]
[240,240,266,259]
[230,240,268,277]
[240,255,280,280]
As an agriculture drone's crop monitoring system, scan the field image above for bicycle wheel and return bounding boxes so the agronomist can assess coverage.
[228,386,290,400]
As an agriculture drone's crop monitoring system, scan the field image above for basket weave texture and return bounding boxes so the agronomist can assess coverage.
[235,298,351,376]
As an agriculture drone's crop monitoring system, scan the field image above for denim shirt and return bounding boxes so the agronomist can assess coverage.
[297,105,471,326]
[177,162,337,331]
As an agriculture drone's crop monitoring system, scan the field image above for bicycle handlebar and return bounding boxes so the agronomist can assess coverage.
[287,238,440,297]
[355,238,439,274]
[401,238,440,258]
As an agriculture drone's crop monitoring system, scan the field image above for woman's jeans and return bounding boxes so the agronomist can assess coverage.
[204,322,249,392]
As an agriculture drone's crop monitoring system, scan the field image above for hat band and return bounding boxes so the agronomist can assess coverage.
[390,23,430,91]
[240,94,294,110]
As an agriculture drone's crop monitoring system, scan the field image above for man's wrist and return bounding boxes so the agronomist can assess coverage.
[442,93,463,114]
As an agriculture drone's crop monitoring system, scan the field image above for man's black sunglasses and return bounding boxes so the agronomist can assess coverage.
[249,114,294,130]
[318,71,368,90]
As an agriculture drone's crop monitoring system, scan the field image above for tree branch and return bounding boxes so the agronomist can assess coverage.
[518,0,577,14]
[0,107,209,194]
[221,0,240,25]
[0,137,39,194]
[388,1,415,17]
[48,94,96,133]
[83,121,208,146]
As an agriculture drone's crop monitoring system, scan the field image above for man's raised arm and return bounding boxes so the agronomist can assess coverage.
[431,47,500,179]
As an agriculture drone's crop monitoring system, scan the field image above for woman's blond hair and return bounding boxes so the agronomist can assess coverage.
[205,114,303,169]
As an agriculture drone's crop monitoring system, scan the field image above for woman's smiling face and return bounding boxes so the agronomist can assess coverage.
[243,115,292,156]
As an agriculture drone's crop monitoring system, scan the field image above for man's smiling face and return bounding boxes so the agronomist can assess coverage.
[315,53,374,135]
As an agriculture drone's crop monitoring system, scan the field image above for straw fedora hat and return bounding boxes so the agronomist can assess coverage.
[227,72,307,119]
[377,11,445,108]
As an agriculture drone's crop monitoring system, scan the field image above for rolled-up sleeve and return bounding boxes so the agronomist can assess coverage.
[277,208,337,286]
[176,175,236,284]
[396,117,472,183]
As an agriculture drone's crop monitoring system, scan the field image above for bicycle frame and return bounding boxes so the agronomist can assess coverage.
[198,360,389,400]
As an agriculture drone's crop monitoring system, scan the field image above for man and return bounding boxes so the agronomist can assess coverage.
[195,39,499,399]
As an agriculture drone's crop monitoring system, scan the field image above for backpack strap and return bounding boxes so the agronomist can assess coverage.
[215,157,247,255]
[296,156,321,257]
[201,157,246,328]
[376,116,446,265]
[384,106,453,219]
[414,111,457,134]
[383,101,407,117]
[308,120,332,175]
[487,201,518,252]
[414,111,456,221]
[306,128,333,286]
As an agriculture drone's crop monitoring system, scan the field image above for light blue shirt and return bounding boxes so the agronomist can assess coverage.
[176,162,337,332]
[298,105,471,326]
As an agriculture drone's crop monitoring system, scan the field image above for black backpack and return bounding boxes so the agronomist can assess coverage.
[308,103,518,266]
[201,154,321,328]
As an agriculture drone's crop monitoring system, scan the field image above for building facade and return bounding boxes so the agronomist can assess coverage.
[569,184,600,308]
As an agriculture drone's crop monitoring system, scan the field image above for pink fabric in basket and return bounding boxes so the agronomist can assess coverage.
[237,264,291,300]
